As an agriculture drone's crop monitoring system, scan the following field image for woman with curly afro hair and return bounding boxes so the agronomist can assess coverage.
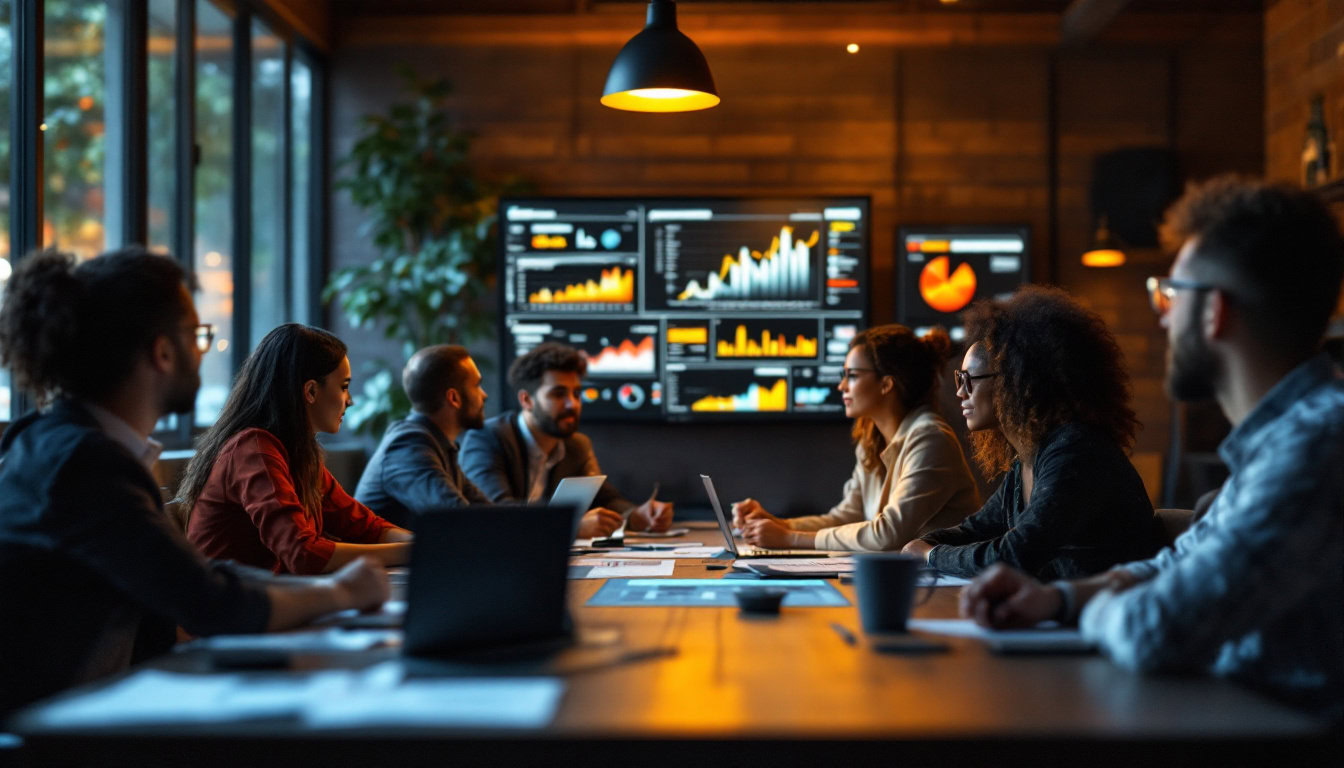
[902,286,1162,580]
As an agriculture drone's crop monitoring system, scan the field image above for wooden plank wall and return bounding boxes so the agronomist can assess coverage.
[1264,0,1344,186]
[327,9,1263,506]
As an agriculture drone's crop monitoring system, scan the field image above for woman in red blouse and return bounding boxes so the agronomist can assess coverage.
[179,324,412,574]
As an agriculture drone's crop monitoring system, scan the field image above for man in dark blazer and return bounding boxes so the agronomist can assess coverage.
[355,345,492,528]
[460,342,673,538]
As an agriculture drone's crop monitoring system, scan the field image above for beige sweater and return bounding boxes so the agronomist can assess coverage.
[789,405,981,552]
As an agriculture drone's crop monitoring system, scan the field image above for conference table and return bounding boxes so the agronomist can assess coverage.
[9,522,1335,766]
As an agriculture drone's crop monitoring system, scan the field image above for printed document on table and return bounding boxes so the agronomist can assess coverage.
[569,558,676,578]
[186,627,399,653]
[906,618,1094,653]
[32,663,566,729]
[600,546,724,559]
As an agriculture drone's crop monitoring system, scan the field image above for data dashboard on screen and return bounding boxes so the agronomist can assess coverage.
[896,226,1031,342]
[499,198,870,422]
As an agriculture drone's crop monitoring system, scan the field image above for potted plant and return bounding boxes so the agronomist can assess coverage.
[324,68,527,437]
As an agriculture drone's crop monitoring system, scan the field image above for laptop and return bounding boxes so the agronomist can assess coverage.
[402,505,574,657]
[548,474,607,539]
[700,474,837,559]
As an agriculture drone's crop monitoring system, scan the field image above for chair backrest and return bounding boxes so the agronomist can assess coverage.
[1153,508,1194,547]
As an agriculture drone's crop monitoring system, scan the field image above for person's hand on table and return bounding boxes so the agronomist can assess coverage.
[741,516,796,549]
[327,556,390,612]
[577,507,624,539]
[731,498,782,528]
[958,563,1060,629]
[629,500,674,532]
[900,538,934,563]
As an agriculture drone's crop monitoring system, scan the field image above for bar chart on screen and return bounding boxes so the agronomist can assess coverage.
[713,318,820,359]
[656,221,821,308]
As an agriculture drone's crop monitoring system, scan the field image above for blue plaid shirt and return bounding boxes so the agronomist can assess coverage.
[1080,353,1344,716]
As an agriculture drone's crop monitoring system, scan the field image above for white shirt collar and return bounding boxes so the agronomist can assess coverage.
[517,410,566,467]
[83,402,164,470]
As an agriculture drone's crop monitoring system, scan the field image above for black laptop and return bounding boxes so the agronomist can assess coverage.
[402,505,574,657]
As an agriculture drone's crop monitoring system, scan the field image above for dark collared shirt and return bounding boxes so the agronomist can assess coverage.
[355,413,491,529]
[0,400,270,714]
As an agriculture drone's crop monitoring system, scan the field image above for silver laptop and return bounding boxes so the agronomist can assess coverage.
[700,474,835,559]
[549,475,607,539]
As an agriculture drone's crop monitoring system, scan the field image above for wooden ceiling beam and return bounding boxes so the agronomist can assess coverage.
[338,10,1260,49]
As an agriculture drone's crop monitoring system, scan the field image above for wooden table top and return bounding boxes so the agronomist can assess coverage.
[10,523,1334,765]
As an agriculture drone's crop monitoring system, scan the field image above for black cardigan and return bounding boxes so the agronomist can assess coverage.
[922,423,1161,580]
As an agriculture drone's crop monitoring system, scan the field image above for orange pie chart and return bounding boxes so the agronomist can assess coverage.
[919,256,977,314]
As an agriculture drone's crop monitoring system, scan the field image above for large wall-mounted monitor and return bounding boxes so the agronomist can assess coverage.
[896,226,1031,341]
[499,197,870,422]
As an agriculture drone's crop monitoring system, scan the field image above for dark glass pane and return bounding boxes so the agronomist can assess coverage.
[193,0,233,424]
[250,18,283,347]
[42,0,107,259]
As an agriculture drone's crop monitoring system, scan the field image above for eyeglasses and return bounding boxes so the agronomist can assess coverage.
[1146,276,1216,315]
[194,323,215,354]
[953,369,1000,394]
[841,367,878,381]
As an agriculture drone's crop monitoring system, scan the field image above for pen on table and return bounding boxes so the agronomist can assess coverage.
[830,622,858,647]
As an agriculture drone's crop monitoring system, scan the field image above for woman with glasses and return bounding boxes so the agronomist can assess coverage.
[179,324,413,574]
[902,286,1161,580]
[734,324,981,551]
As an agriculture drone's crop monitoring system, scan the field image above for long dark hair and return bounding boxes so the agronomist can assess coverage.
[963,285,1139,477]
[849,324,953,477]
[177,324,347,518]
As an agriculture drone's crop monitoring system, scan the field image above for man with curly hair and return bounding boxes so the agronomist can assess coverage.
[959,176,1344,717]
[901,286,1161,579]
[460,342,673,538]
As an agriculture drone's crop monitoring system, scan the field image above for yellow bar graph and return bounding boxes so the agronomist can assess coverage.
[690,379,788,412]
[716,325,818,358]
[528,266,634,304]
[668,327,709,345]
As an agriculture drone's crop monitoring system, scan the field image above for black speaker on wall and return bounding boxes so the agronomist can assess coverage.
[1090,147,1181,248]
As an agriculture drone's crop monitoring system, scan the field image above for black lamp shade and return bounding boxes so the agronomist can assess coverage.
[601,1,719,112]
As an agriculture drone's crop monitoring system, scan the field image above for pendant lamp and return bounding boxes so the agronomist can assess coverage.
[1081,215,1126,268]
[601,0,719,113]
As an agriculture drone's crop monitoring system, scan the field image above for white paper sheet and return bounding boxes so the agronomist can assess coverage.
[33,664,566,730]
[920,574,972,587]
[624,528,692,539]
[736,557,854,568]
[302,665,566,729]
[906,618,1094,652]
[569,558,677,578]
[597,547,725,559]
[189,628,400,653]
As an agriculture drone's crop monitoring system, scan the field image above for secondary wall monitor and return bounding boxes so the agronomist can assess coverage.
[896,226,1031,342]
[499,197,871,422]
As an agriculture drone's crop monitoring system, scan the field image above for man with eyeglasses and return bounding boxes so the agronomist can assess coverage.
[0,248,388,714]
[960,176,1344,717]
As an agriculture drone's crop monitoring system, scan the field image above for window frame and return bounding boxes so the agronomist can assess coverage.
[2,0,326,445]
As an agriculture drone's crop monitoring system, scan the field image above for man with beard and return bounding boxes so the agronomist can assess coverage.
[0,249,388,714]
[958,177,1344,718]
[461,342,673,538]
[355,344,493,528]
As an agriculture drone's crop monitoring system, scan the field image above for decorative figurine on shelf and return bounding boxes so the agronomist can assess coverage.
[1301,95,1336,189]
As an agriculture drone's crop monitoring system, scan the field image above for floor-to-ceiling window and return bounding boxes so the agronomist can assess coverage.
[42,0,107,260]
[192,0,234,425]
[3,0,326,439]
[0,0,12,421]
